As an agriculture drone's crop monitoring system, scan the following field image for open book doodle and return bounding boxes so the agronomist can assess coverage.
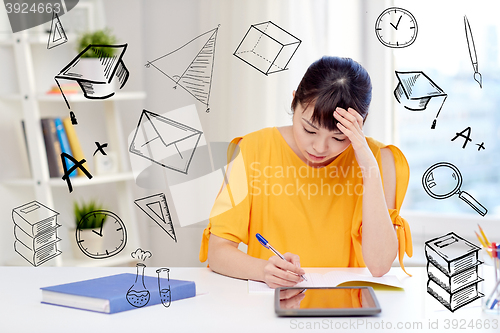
[248,270,404,293]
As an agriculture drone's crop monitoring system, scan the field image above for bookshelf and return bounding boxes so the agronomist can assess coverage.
[0,26,144,267]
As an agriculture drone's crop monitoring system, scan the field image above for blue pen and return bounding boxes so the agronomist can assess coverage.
[256,233,307,281]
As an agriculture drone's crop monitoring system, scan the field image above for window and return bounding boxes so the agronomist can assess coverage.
[394,1,500,217]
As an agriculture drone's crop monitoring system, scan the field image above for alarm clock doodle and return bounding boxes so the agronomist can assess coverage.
[375,7,418,48]
[75,210,127,259]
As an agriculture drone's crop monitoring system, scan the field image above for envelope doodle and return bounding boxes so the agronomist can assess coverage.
[129,110,203,174]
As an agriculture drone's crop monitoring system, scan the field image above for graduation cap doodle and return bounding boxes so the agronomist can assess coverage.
[129,110,203,174]
[55,44,130,110]
[394,71,447,129]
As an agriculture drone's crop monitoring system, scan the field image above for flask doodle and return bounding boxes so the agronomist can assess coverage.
[126,249,153,308]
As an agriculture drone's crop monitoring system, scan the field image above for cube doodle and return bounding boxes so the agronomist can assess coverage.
[234,21,301,75]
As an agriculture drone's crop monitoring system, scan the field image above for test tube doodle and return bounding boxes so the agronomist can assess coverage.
[157,268,171,307]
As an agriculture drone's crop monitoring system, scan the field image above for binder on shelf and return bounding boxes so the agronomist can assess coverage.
[54,117,76,178]
[62,117,89,176]
[41,118,64,177]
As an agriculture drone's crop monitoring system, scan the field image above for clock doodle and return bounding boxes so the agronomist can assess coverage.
[75,210,127,259]
[375,7,418,48]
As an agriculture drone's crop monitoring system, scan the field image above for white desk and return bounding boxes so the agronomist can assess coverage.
[1,266,498,333]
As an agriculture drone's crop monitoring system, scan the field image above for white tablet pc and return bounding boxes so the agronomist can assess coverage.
[275,287,381,317]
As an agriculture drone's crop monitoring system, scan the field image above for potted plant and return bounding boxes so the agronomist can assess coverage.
[75,28,119,95]
[71,199,108,260]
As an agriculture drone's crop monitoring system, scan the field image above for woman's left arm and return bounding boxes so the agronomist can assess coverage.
[334,107,398,277]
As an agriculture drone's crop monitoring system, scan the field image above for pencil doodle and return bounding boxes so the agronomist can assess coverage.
[61,152,93,193]
[54,44,130,112]
[157,268,171,308]
[134,193,176,242]
[425,232,483,312]
[375,7,418,48]
[234,21,301,75]
[422,162,487,216]
[394,71,447,129]
[129,109,203,174]
[93,142,108,156]
[47,11,68,50]
[145,25,220,112]
[127,249,153,308]
[4,0,80,33]
[12,200,62,266]
[75,210,127,259]
[464,16,482,88]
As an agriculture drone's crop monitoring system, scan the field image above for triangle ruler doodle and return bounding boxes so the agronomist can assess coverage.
[47,12,68,49]
[145,25,220,112]
[134,193,177,242]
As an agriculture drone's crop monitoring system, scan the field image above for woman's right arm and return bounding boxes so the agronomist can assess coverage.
[207,234,305,288]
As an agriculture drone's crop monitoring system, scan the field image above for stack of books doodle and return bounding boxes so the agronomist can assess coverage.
[13,201,62,266]
[425,232,483,312]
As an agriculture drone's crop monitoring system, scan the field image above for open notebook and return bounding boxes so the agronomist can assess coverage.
[248,270,404,293]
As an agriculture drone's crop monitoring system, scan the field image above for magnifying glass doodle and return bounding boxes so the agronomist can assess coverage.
[422,162,487,216]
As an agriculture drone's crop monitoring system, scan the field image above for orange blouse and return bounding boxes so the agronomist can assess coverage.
[199,127,412,275]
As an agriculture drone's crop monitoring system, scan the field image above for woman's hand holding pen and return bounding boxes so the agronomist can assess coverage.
[333,107,378,173]
[262,252,305,289]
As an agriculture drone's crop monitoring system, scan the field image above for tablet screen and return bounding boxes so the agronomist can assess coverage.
[275,287,381,316]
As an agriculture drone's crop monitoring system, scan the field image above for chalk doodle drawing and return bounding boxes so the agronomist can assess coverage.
[126,248,153,308]
[75,210,127,259]
[422,162,487,216]
[145,25,220,112]
[134,193,177,242]
[374,7,418,48]
[464,15,482,88]
[234,21,301,75]
[129,109,203,174]
[47,11,68,49]
[425,232,483,312]
[12,200,62,266]
[55,44,130,121]
[394,71,447,129]
[157,268,171,308]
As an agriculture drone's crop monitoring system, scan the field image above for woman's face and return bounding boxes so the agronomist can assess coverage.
[292,101,352,167]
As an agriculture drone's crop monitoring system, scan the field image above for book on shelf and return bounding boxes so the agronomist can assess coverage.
[62,117,89,176]
[41,118,64,177]
[41,273,196,314]
[54,117,76,177]
[46,83,80,95]
[248,270,404,293]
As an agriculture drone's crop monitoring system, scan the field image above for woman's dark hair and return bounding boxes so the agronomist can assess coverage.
[291,56,372,131]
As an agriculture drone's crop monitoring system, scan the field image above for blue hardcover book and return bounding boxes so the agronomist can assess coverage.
[54,117,76,177]
[41,273,196,314]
